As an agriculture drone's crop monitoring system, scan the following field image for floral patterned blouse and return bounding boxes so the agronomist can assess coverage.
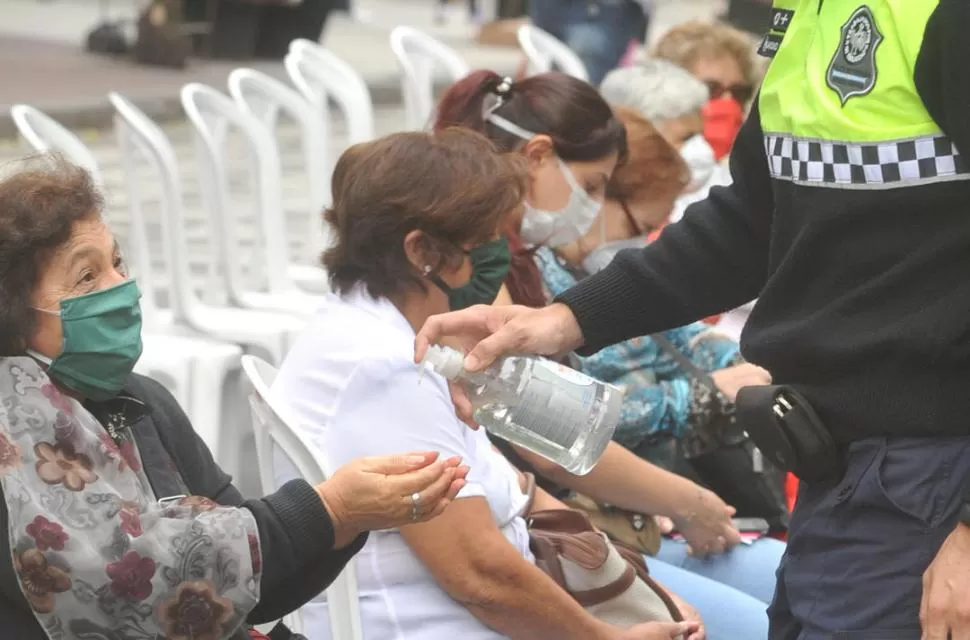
[534,247,743,450]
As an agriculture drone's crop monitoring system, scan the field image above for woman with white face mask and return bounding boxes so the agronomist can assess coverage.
[434,78,779,639]
[434,71,625,309]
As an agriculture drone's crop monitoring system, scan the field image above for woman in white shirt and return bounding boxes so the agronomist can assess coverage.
[270,129,693,640]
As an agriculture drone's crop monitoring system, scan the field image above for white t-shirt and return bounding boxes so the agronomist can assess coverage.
[269,287,532,640]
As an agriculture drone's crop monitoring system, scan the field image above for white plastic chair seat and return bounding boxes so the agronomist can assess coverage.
[237,290,323,318]
[241,355,363,640]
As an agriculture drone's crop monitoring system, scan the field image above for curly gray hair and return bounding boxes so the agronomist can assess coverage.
[600,59,709,125]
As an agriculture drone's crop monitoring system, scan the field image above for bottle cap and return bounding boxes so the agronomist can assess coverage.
[421,345,465,380]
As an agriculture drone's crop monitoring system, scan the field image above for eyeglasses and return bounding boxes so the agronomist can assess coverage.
[705,80,754,105]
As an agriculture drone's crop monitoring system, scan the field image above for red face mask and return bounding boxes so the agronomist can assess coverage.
[702,97,745,160]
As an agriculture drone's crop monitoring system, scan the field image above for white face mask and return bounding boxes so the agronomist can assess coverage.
[521,157,602,247]
[680,135,717,193]
[486,112,602,248]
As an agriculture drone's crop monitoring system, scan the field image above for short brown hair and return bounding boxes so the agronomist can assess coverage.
[0,154,103,355]
[607,107,689,204]
[653,21,760,87]
[323,129,527,300]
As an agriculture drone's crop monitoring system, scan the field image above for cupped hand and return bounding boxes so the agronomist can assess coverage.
[710,363,772,402]
[675,487,741,558]
[616,620,700,640]
[316,452,469,547]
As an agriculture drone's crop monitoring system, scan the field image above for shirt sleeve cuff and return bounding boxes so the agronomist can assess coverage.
[262,479,339,552]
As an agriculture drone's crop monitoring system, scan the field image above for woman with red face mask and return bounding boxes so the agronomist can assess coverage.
[652,21,761,160]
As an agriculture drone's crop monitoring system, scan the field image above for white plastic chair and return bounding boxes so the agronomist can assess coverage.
[389,26,470,130]
[109,92,306,367]
[227,68,332,288]
[10,103,241,448]
[241,355,363,640]
[286,39,375,145]
[180,83,325,318]
[517,25,590,81]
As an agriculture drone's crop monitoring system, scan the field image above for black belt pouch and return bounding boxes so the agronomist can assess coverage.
[736,385,844,484]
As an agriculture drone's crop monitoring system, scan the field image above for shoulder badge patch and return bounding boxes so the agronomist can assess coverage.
[826,5,883,105]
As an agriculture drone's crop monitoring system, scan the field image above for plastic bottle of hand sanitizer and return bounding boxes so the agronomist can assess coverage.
[422,345,624,475]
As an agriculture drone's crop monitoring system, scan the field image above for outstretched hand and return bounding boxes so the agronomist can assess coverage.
[316,452,469,547]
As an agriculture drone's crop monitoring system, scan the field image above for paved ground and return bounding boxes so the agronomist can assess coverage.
[0,0,725,136]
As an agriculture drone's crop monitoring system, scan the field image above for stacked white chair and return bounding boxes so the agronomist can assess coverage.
[180,83,326,318]
[286,39,376,145]
[517,24,590,81]
[241,355,364,640]
[109,94,309,476]
[9,104,241,453]
[227,68,332,287]
[389,26,470,130]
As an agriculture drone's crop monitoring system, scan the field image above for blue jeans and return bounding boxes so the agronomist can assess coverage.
[529,0,648,85]
[649,556,770,639]
[655,537,786,604]
[768,436,970,639]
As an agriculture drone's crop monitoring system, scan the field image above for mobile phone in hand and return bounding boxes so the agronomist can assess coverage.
[732,517,770,534]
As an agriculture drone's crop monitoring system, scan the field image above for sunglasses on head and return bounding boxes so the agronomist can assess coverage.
[705,80,754,104]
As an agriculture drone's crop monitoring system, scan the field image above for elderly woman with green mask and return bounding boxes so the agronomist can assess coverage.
[0,155,469,640]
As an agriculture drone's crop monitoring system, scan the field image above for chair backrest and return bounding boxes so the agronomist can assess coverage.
[10,104,105,187]
[181,83,301,308]
[389,26,470,130]
[11,103,164,322]
[286,40,375,145]
[228,68,332,263]
[517,25,589,81]
[109,92,204,328]
[240,355,364,640]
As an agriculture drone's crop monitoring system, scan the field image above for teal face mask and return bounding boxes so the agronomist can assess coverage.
[430,238,511,310]
[29,280,144,401]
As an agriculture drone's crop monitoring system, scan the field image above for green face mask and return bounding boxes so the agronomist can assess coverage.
[29,280,144,401]
[430,238,512,310]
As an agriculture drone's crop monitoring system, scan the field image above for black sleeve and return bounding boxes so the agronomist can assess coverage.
[914,0,970,158]
[557,100,775,355]
[133,375,368,624]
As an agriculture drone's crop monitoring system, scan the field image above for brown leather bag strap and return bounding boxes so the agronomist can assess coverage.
[571,565,638,607]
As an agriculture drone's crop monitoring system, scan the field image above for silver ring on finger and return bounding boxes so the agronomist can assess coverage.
[410,492,421,521]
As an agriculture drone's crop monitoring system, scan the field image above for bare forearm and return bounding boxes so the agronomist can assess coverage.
[520,442,703,520]
[459,553,614,640]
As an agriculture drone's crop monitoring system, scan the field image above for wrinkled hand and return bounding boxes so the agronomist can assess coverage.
[316,452,469,548]
[710,363,771,402]
[675,486,741,558]
[920,523,970,639]
[665,591,706,640]
[615,621,699,640]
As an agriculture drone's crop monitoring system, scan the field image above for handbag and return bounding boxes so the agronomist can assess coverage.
[649,334,790,533]
[562,493,662,556]
[521,474,683,628]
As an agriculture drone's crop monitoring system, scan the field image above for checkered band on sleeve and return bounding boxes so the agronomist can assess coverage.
[764,133,970,188]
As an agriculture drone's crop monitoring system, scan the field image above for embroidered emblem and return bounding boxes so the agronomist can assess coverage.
[826,5,883,105]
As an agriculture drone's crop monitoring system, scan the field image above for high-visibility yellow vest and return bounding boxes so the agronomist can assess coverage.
[756,0,969,188]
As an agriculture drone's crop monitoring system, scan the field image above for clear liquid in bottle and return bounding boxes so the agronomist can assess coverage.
[421,345,624,475]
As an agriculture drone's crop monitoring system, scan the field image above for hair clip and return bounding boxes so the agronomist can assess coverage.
[494,76,514,97]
